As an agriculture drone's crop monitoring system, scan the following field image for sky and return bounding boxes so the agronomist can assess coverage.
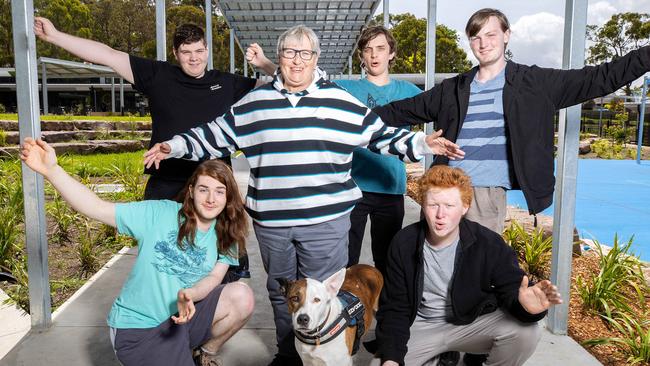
[378,0,650,68]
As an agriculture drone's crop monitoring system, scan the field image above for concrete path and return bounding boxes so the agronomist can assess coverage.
[0,155,602,365]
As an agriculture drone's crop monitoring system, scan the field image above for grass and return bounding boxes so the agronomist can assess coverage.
[0,113,151,122]
[57,150,146,178]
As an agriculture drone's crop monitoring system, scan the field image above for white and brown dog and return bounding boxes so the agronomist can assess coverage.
[277,264,384,366]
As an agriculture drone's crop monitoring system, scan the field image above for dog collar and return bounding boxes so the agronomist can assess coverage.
[293,290,366,349]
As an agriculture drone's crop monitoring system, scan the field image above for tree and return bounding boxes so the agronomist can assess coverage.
[0,0,12,67]
[34,0,93,60]
[587,12,650,95]
[346,13,471,74]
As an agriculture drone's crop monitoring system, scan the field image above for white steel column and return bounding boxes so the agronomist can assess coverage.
[40,62,48,115]
[548,0,588,334]
[206,0,213,70]
[111,77,116,113]
[383,0,389,27]
[156,1,166,61]
[120,78,125,114]
[637,77,648,164]
[423,0,437,169]
[230,31,235,74]
[12,0,52,329]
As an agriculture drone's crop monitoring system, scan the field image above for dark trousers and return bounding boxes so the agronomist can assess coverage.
[348,192,404,276]
[144,176,187,201]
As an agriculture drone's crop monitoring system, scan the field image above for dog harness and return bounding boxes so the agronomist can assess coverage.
[293,290,366,354]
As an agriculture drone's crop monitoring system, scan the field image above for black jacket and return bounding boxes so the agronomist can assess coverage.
[374,46,650,214]
[375,219,546,365]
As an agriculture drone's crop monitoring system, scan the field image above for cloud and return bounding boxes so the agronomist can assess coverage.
[588,1,617,25]
[615,0,650,13]
[509,12,565,68]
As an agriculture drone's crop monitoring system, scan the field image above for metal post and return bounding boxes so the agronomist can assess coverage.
[40,61,48,115]
[111,77,116,113]
[348,55,352,78]
[637,77,648,164]
[423,0,437,169]
[244,54,248,77]
[12,0,52,329]
[230,31,235,74]
[383,0,389,27]
[548,0,588,334]
[156,1,166,61]
[205,0,213,70]
[120,78,124,115]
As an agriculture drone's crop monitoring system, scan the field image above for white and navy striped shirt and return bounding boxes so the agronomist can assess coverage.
[167,68,431,227]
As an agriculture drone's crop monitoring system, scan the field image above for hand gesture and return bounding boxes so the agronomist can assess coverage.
[20,138,58,177]
[34,17,58,42]
[172,289,195,324]
[518,276,562,315]
[143,142,171,170]
[246,43,272,70]
[425,129,465,160]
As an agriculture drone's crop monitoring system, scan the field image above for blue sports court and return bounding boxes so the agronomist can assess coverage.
[508,159,650,261]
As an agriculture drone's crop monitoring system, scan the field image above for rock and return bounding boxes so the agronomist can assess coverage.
[579,141,591,154]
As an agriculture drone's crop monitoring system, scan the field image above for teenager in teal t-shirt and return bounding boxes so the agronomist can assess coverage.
[335,26,421,275]
[20,138,253,366]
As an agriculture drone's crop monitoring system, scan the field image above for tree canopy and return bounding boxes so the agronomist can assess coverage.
[587,12,650,95]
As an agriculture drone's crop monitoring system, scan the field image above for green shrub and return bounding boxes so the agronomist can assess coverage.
[46,192,80,244]
[591,139,636,159]
[109,160,145,200]
[0,103,6,113]
[576,236,646,318]
[502,221,553,280]
[0,129,6,146]
[77,221,99,277]
[583,313,650,365]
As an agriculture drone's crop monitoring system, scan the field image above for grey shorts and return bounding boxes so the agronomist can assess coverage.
[111,285,224,366]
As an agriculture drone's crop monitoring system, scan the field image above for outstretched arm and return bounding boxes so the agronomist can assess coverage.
[172,262,229,324]
[20,138,116,227]
[246,43,277,75]
[34,17,134,84]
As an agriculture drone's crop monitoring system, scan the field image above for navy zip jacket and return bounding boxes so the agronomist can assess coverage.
[374,46,650,214]
[375,218,546,365]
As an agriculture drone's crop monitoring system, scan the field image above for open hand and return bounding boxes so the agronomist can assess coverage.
[34,17,58,42]
[20,138,58,177]
[425,129,465,160]
[143,142,171,170]
[172,289,195,324]
[518,276,562,315]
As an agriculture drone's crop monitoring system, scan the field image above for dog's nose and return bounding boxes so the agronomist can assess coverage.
[297,314,310,327]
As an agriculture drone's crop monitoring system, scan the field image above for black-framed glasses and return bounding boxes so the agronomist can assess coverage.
[280,48,317,61]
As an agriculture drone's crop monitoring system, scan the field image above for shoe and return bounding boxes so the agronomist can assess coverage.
[437,351,460,366]
[463,353,488,366]
[193,348,223,366]
[267,354,302,366]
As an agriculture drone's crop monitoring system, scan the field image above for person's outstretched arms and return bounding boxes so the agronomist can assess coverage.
[20,138,116,226]
[245,43,277,75]
[518,276,562,315]
[172,262,230,324]
[34,17,134,83]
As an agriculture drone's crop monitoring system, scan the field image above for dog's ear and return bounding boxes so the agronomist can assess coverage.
[276,277,291,298]
[323,268,346,297]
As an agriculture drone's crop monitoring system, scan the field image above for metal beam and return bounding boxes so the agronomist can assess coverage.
[423,0,437,169]
[11,0,52,329]
[111,77,115,113]
[120,78,124,115]
[156,1,166,61]
[41,62,48,115]
[226,9,369,16]
[232,21,366,28]
[548,0,588,334]
[637,76,648,164]
[206,0,213,70]
[383,0,389,27]
[230,31,236,74]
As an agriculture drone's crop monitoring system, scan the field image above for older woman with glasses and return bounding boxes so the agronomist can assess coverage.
[144,24,464,366]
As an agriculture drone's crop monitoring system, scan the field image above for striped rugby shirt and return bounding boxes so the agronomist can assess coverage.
[166,68,432,227]
[449,68,512,188]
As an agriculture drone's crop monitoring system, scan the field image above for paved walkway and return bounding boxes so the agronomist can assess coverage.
[0,156,602,365]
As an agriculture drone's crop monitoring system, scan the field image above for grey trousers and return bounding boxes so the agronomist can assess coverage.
[253,213,350,357]
[465,187,507,234]
[371,309,541,366]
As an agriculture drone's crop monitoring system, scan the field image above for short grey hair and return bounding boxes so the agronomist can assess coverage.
[277,25,321,57]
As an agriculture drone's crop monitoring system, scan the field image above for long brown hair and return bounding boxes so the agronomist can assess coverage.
[176,159,248,258]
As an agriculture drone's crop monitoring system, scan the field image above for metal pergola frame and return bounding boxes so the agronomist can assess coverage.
[12,0,592,335]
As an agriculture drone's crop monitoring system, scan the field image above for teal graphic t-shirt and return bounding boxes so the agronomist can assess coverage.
[107,200,238,329]
[335,78,421,194]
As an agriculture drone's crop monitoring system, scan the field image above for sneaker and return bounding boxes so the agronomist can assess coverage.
[193,348,223,366]
[437,351,460,366]
[267,354,302,366]
[463,353,488,366]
